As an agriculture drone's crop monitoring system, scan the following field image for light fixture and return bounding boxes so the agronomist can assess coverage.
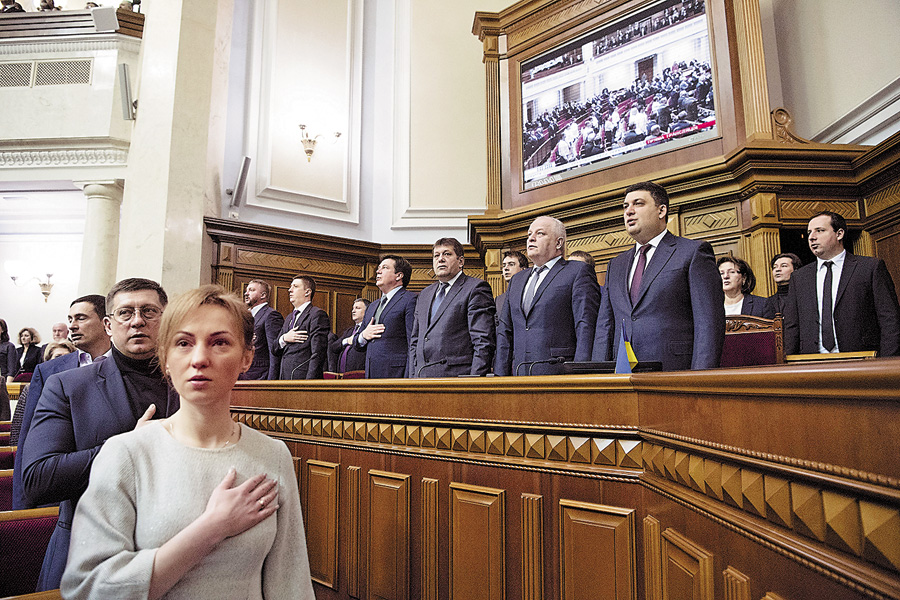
[298,124,341,162]
[10,273,54,303]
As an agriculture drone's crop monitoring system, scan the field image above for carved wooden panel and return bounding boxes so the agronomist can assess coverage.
[449,482,506,600]
[422,478,439,600]
[522,494,544,600]
[644,516,663,600]
[661,528,714,600]
[723,566,751,600]
[559,500,636,600]
[348,466,361,598]
[303,459,339,589]
[368,470,410,600]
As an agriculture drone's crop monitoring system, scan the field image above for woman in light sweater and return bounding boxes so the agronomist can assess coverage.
[62,285,315,600]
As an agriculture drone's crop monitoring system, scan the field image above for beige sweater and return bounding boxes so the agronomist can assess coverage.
[61,422,315,600]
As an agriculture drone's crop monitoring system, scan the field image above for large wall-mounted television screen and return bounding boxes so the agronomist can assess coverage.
[520,0,718,190]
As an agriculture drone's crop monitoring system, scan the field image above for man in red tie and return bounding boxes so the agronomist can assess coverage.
[593,181,724,371]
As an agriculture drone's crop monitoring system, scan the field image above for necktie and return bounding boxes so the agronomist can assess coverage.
[821,261,836,351]
[430,283,448,324]
[630,244,651,305]
[523,266,546,314]
[339,323,360,372]
[373,296,388,324]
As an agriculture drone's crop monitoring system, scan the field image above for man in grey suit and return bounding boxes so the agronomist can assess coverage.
[593,181,724,371]
[241,279,284,380]
[495,216,600,376]
[784,211,900,356]
[409,238,496,377]
[275,275,330,379]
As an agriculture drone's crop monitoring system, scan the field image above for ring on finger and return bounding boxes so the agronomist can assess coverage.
[258,498,266,509]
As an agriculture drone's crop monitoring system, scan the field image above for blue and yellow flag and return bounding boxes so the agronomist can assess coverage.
[615,323,638,374]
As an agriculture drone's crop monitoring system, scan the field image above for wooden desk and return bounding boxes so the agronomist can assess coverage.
[232,358,900,600]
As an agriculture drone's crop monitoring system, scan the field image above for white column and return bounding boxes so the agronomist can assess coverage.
[77,180,124,296]
[116,0,233,294]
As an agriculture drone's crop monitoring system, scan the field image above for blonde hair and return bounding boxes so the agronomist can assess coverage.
[157,285,253,370]
[43,340,76,362]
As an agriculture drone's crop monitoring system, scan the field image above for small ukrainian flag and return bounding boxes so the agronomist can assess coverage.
[615,322,638,374]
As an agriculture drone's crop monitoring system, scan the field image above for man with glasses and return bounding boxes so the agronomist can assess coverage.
[20,278,179,592]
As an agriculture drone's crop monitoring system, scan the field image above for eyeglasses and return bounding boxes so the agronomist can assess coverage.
[108,306,163,324]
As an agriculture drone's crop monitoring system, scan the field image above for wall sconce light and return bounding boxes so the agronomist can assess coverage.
[10,273,54,302]
[298,124,341,162]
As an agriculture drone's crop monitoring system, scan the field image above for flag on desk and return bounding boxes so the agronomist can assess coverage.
[615,325,638,374]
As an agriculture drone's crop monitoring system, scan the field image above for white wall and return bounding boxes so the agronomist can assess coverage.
[765,0,900,143]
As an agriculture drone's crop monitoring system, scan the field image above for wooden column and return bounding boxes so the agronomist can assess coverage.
[732,0,772,141]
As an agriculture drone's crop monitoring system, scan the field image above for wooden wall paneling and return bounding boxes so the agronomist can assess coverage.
[521,493,544,600]
[303,459,340,589]
[558,500,636,600]
[723,566,752,600]
[449,482,506,600]
[661,528,714,600]
[644,516,663,600]
[368,470,410,600]
[422,478,440,600]
[348,466,361,599]
[761,593,786,600]
[334,291,360,333]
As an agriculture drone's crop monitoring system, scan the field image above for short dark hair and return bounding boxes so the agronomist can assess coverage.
[717,256,756,295]
[503,250,528,269]
[70,294,106,319]
[568,250,596,268]
[353,298,371,308]
[247,279,271,299]
[434,237,464,258]
[106,278,168,312]
[625,181,669,208]
[292,275,317,299]
[770,253,802,270]
[382,255,412,287]
[810,211,847,239]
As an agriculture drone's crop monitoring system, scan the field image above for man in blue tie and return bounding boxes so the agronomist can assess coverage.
[495,216,600,376]
[275,275,330,379]
[409,238,495,378]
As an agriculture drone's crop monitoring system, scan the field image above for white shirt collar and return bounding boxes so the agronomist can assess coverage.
[249,302,267,317]
[816,249,846,270]
[439,270,464,289]
[634,228,668,252]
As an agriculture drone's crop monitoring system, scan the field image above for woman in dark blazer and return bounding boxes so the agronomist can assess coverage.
[717,256,772,318]
[15,326,42,380]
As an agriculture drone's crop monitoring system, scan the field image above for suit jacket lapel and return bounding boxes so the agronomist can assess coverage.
[428,274,465,331]
[634,233,675,307]
[527,260,565,316]
[382,288,407,320]
[95,357,136,431]
[835,254,856,307]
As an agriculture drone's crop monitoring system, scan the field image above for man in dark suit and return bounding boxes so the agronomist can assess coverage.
[355,255,417,378]
[21,278,179,591]
[784,211,900,356]
[593,181,724,371]
[495,250,527,327]
[12,294,111,510]
[495,216,600,376]
[241,279,284,379]
[410,238,495,377]
[274,275,330,379]
[328,298,369,374]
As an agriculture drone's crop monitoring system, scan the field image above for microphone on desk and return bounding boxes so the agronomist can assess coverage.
[290,352,320,380]
[416,358,447,378]
[515,357,565,376]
